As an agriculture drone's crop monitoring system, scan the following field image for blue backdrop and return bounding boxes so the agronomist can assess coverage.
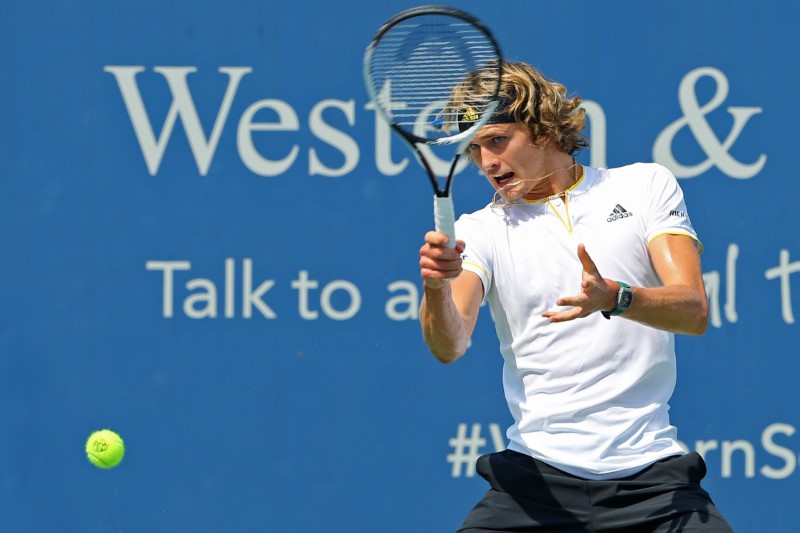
[1,1,797,531]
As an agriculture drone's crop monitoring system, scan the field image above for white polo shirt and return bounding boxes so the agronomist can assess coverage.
[456,163,700,479]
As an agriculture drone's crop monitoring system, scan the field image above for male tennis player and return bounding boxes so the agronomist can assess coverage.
[419,62,732,532]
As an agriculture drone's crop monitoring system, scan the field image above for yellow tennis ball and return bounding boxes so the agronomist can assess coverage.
[85,429,125,469]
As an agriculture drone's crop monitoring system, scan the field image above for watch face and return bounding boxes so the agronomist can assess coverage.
[619,287,633,309]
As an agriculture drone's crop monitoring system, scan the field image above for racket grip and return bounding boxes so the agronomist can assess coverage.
[433,195,457,249]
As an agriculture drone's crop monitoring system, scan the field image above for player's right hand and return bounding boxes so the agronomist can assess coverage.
[419,231,465,289]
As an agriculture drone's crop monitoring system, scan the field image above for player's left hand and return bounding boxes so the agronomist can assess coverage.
[542,243,618,322]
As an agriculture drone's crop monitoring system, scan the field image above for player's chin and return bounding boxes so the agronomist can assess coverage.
[496,185,524,202]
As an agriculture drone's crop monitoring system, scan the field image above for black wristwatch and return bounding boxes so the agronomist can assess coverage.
[601,281,633,319]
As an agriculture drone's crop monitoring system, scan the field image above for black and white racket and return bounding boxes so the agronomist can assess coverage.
[364,6,503,247]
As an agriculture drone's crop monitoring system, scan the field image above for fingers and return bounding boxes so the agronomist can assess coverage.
[423,231,464,250]
[543,243,609,322]
[420,231,464,284]
[577,243,599,275]
[542,308,583,323]
[543,293,589,322]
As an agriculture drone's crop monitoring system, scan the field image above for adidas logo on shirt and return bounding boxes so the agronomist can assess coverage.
[607,204,633,222]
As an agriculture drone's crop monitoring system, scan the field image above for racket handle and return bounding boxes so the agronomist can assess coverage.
[433,195,457,249]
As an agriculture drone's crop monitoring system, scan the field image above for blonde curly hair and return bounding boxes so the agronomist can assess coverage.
[451,61,588,155]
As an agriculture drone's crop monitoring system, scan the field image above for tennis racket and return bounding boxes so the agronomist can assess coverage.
[363,6,503,248]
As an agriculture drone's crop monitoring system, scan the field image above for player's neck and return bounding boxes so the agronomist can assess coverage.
[549,156,578,195]
[524,153,579,202]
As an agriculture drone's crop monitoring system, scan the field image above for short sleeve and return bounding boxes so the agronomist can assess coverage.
[454,213,493,299]
[645,164,703,252]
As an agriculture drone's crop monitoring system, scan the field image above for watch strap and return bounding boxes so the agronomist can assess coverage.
[601,281,632,319]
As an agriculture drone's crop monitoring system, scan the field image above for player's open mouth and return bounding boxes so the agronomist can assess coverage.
[494,172,515,185]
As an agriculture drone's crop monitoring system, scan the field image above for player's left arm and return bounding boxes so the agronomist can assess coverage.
[617,233,708,335]
[544,235,708,335]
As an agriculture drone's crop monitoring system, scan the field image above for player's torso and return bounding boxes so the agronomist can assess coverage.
[484,165,662,333]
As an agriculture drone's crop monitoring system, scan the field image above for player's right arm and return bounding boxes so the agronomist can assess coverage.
[419,231,484,364]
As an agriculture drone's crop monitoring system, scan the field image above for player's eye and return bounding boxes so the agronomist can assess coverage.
[492,136,506,144]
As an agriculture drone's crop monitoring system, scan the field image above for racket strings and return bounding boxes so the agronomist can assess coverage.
[367,15,501,137]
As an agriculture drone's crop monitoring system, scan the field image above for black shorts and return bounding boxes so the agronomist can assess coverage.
[458,450,733,532]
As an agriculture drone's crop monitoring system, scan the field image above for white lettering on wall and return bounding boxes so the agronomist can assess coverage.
[309,99,359,177]
[145,259,276,319]
[106,66,611,178]
[679,423,799,480]
[105,66,251,175]
[237,98,300,176]
[581,100,607,169]
[653,67,766,179]
[765,249,800,324]
[703,243,739,328]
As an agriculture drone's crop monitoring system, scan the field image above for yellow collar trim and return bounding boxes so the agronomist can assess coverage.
[523,163,585,204]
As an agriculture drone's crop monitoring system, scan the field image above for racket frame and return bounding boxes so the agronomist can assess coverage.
[363,6,503,247]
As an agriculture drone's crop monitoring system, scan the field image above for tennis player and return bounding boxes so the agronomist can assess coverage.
[419,62,732,532]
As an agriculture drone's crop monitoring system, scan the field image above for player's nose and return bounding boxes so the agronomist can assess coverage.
[479,151,499,172]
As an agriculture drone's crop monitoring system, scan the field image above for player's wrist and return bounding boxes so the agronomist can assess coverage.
[423,278,449,291]
[601,281,634,319]
[601,279,619,312]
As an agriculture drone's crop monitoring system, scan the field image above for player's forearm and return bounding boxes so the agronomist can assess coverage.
[619,284,708,335]
[420,282,470,363]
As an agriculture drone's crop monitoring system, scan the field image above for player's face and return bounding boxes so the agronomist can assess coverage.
[467,123,559,202]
